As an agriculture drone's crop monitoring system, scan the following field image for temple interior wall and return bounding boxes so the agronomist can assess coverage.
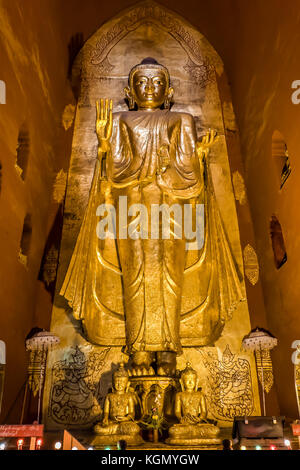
[228,0,300,419]
[0,0,74,422]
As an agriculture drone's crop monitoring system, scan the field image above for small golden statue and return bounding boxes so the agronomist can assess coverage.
[166,363,221,446]
[93,363,143,445]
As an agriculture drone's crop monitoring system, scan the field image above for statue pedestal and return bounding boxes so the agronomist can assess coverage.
[166,423,221,447]
[93,419,144,446]
[130,375,179,419]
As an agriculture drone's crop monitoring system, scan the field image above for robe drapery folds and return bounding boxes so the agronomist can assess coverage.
[60,109,245,354]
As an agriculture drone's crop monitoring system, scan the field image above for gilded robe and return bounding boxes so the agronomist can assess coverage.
[60,109,244,354]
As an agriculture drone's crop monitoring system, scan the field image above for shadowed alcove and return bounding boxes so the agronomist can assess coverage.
[272,130,291,189]
[19,214,33,266]
[270,215,287,269]
[16,124,30,181]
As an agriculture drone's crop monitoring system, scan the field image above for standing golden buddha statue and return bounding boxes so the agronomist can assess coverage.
[60,58,244,376]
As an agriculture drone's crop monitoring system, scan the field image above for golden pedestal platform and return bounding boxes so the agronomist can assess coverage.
[166,422,221,447]
[129,375,178,418]
[67,430,226,450]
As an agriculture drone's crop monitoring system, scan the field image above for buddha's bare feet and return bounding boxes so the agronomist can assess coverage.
[131,351,155,376]
[156,351,177,376]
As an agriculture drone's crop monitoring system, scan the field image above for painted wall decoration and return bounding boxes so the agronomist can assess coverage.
[48,346,110,426]
[43,1,261,428]
[243,243,259,286]
[199,345,254,420]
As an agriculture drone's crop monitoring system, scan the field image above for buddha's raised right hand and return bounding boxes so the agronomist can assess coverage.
[96,98,113,154]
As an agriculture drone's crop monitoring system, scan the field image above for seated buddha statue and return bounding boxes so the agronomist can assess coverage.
[93,363,143,445]
[167,363,220,446]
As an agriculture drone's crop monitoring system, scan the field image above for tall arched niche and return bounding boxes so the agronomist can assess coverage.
[69,0,241,267]
[44,1,261,430]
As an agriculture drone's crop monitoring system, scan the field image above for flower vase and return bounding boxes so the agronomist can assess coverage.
[153,428,159,443]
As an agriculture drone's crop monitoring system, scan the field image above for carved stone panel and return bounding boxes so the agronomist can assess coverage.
[243,244,259,286]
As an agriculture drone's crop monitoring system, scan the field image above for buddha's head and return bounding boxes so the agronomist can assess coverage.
[180,362,198,392]
[113,362,129,392]
[125,58,174,111]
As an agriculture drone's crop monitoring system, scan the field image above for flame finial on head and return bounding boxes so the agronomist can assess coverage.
[181,361,197,379]
[222,345,234,362]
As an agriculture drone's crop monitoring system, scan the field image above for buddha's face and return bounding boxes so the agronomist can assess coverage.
[131,68,169,110]
[113,375,128,392]
[182,372,197,392]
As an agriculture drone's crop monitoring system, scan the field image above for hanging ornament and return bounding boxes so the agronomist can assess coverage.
[254,348,274,394]
[242,327,277,416]
[25,330,60,423]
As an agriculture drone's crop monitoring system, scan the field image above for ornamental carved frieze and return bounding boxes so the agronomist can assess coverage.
[232,170,247,206]
[48,346,110,426]
[243,244,259,286]
[183,57,215,88]
[85,2,215,77]
[62,104,76,131]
